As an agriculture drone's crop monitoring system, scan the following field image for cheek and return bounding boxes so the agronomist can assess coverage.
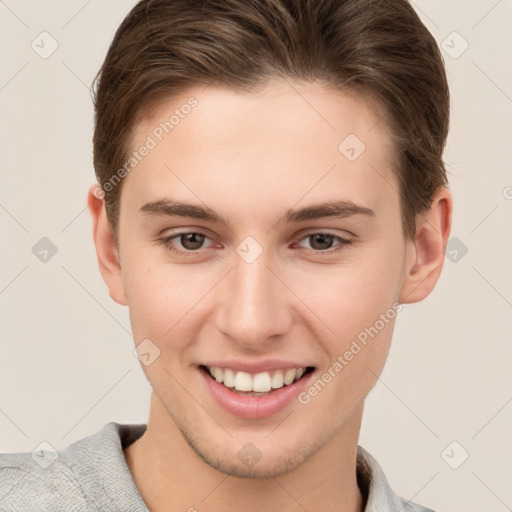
[296,236,404,343]
[122,253,218,349]
[122,226,404,357]
[293,235,404,407]
[122,256,179,339]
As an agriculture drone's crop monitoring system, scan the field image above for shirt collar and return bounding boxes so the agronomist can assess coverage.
[356,445,410,511]
[64,422,413,511]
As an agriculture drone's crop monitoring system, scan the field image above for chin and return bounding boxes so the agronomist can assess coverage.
[174,416,331,480]
[190,442,314,479]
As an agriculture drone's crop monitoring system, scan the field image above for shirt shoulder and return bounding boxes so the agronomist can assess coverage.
[0,422,148,512]
[356,445,438,512]
[0,450,89,511]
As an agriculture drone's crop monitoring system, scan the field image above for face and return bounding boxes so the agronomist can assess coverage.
[106,81,411,477]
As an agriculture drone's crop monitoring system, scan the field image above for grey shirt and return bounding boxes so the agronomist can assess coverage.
[0,422,435,511]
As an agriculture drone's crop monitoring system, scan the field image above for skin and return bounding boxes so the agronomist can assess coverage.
[87,80,452,512]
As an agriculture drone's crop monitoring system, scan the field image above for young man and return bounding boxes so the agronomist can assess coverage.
[0,0,452,510]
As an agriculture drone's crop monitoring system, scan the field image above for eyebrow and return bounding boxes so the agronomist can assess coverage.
[139,198,375,228]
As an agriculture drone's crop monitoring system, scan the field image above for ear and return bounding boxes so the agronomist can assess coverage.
[399,187,453,304]
[87,184,128,306]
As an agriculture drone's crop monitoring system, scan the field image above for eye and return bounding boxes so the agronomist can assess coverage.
[295,232,352,253]
[158,230,352,258]
[159,231,216,256]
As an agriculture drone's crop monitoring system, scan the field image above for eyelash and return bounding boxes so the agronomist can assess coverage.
[158,231,352,257]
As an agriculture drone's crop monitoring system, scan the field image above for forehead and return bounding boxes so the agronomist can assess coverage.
[122,80,398,223]
[134,80,390,153]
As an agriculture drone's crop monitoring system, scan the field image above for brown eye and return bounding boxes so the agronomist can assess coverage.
[308,234,336,250]
[160,231,215,256]
[179,232,206,250]
[295,232,352,254]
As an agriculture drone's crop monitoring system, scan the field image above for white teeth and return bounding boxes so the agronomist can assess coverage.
[252,372,272,392]
[234,371,253,392]
[271,370,284,389]
[283,368,296,385]
[213,367,223,382]
[205,366,308,392]
[223,368,235,388]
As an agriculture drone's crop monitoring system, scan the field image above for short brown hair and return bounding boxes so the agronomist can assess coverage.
[92,0,449,239]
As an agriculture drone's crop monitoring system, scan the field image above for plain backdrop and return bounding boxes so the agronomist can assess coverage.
[1,1,511,511]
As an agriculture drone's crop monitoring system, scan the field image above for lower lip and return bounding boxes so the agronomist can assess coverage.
[199,367,314,420]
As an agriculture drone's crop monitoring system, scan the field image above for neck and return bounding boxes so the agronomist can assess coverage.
[124,394,365,512]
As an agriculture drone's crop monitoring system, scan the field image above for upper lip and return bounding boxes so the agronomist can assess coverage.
[200,359,314,374]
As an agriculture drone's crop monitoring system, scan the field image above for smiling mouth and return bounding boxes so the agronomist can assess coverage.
[199,365,315,396]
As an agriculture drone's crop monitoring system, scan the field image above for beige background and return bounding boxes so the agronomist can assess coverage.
[1,1,511,510]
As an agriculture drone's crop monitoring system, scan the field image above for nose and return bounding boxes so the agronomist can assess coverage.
[214,247,293,349]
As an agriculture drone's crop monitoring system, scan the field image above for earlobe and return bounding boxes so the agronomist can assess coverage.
[87,184,128,306]
[399,187,453,304]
